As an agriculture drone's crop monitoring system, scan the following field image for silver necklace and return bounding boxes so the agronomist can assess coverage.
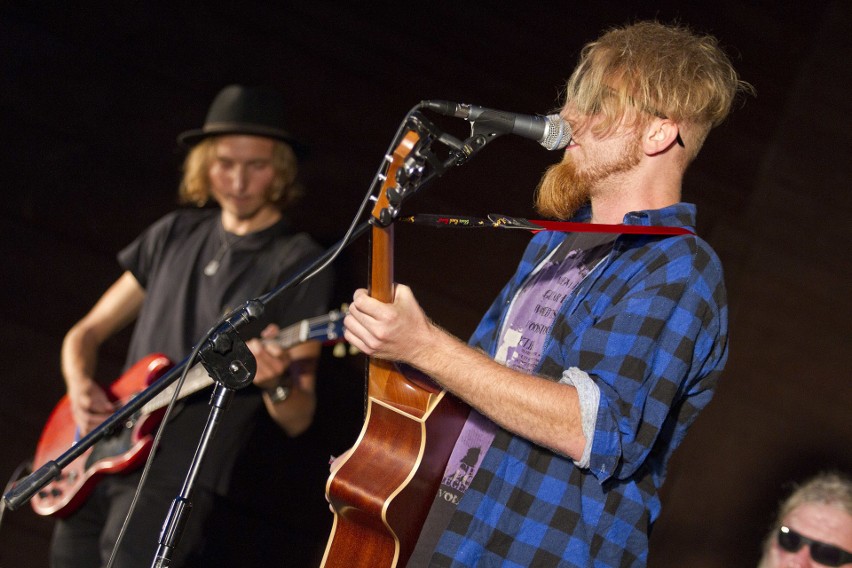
[203,226,239,276]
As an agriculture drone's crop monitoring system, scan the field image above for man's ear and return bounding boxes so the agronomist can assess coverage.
[643,118,682,155]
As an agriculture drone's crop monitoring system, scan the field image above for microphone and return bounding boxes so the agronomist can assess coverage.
[421,100,571,151]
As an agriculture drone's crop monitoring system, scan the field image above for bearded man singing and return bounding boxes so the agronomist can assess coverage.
[342,20,754,567]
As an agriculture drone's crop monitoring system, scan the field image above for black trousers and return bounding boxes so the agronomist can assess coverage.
[50,470,212,568]
[50,469,328,567]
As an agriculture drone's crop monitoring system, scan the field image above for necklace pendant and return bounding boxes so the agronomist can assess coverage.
[203,259,220,276]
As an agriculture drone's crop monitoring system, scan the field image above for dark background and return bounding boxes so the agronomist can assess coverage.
[1,2,850,566]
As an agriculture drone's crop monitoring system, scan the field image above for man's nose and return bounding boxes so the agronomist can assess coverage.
[561,109,584,138]
[229,165,247,189]
[789,546,814,568]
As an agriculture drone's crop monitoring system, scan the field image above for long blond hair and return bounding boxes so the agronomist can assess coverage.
[178,136,302,208]
[564,21,754,160]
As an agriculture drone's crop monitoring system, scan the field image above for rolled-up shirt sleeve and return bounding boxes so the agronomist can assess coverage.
[559,367,600,469]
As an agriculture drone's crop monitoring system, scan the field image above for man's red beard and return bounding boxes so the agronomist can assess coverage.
[534,135,642,220]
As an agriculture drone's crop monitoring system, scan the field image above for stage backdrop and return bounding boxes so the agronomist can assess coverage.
[1,2,850,566]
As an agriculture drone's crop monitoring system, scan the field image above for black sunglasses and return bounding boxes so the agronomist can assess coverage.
[778,525,852,566]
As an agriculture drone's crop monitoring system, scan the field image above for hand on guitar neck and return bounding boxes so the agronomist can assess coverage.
[250,322,321,437]
[247,322,293,391]
[344,285,436,369]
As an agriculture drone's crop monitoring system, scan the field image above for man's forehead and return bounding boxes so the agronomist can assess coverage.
[212,135,276,157]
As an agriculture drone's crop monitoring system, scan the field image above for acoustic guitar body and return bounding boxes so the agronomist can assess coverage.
[322,363,467,567]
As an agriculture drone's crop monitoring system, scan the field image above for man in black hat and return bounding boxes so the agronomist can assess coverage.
[51,85,333,567]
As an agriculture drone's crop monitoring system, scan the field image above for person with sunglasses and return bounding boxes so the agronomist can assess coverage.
[758,472,852,567]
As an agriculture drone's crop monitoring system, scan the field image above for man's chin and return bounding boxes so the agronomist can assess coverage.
[534,163,590,220]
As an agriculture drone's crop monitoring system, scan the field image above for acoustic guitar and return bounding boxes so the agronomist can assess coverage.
[30,309,346,517]
[322,132,468,567]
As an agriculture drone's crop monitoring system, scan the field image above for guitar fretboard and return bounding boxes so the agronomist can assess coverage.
[138,311,343,414]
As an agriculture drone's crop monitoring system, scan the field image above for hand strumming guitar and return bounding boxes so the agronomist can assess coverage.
[66,377,116,436]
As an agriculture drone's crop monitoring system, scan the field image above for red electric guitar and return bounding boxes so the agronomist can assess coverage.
[30,309,347,518]
[321,132,469,567]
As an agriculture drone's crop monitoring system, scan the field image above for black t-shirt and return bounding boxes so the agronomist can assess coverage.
[117,208,333,494]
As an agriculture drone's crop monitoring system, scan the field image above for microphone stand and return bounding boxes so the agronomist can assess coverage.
[2,105,509,563]
[151,383,234,567]
[150,315,259,567]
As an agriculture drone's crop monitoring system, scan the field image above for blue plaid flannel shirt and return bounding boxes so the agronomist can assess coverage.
[429,203,728,567]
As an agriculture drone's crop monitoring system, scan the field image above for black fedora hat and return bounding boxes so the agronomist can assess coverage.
[177,85,306,155]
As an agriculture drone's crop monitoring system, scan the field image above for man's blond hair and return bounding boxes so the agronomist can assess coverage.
[564,21,754,159]
[179,136,301,208]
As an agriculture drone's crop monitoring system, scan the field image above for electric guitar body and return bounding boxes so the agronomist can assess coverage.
[30,354,172,517]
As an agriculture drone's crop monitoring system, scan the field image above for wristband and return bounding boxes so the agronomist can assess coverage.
[264,383,291,403]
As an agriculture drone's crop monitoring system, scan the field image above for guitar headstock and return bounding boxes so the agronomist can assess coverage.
[301,306,357,358]
[371,130,421,228]
[307,307,347,344]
